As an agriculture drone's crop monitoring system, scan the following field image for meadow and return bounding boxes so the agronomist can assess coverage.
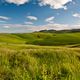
[0,32,80,80]
[0,32,80,46]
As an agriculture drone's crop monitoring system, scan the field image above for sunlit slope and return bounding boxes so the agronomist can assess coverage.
[0,32,80,45]
[23,33,80,46]
[0,44,80,80]
[15,32,80,45]
[0,34,25,44]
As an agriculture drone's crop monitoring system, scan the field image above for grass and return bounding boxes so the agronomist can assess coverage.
[0,44,80,80]
[0,32,80,80]
[14,32,80,46]
[0,32,80,46]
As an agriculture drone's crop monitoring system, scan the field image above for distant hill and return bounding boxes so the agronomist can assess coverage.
[38,29,80,33]
[0,32,80,46]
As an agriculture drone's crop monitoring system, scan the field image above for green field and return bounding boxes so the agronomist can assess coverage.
[0,32,80,80]
[0,32,80,46]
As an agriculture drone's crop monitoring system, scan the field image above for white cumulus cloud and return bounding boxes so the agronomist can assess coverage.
[4,26,10,28]
[39,0,72,10]
[5,0,29,5]
[0,16,10,20]
[45,16,55,23]
[27,16,38,21]
[1,23,80,33]
[73,13,80,18]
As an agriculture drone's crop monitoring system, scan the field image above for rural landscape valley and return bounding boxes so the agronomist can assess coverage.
[0,31,80,80]
[0,0,80,80]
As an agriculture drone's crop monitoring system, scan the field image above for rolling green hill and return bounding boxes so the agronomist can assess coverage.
[0,32,80,80]
[0,32,80,46]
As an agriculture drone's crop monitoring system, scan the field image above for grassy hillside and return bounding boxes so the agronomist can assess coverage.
[0,32,80,80]
[0,44,80,80]
[0,32,80,46]
[0,34,25,44]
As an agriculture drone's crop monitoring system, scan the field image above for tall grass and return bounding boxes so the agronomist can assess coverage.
[0,44,80,80]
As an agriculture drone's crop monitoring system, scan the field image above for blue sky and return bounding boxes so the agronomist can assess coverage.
[0,0,80,33]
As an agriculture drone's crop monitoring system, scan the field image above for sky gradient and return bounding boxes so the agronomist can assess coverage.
[0,0,80,33]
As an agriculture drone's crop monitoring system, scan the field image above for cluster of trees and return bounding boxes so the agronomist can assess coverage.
[38,29,80,33]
